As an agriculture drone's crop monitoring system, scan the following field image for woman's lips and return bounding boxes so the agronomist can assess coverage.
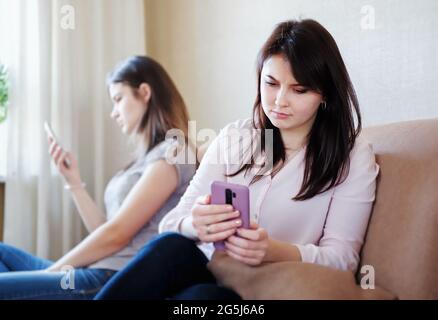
[271,110,290,119]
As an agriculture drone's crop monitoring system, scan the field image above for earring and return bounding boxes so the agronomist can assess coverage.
[321,101,327,110]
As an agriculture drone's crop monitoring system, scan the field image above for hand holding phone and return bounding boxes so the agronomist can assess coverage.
[44,121,71,168]
[210,181,250,250]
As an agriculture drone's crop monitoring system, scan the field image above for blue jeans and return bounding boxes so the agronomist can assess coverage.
[0,242,115,300]
[95,232,241,300]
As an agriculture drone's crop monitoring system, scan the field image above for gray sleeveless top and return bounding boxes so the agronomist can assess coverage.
[88,140,196,271]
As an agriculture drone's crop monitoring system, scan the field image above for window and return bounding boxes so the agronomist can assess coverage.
[0,121,6,178]
[0,0,11,178]
[0,0,39,177]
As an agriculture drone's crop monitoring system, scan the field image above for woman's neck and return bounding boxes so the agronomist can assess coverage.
[280,128,308,155]
[279,116,315,155]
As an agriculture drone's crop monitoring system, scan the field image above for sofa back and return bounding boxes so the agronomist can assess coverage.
[359,118,438,299]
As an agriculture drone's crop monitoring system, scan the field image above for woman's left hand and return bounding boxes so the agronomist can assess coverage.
[224,221,270,266]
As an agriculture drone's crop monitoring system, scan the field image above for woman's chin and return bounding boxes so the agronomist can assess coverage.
[268,117,292,129]
[121,126,131,135]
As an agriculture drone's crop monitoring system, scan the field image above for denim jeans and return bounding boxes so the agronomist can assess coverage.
[0,242,115,300]
[94,232,241,300]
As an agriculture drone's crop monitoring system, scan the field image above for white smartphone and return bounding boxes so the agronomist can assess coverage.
[44,121,71,168]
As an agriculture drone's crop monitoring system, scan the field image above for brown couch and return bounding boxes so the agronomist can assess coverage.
[356,118,438,299]
[207,118,438,300]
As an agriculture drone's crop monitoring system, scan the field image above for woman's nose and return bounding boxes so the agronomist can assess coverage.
[275,87,289,108]
[110,107,118,119]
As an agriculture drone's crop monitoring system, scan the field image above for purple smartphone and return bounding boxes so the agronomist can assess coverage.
[210,181,250,250]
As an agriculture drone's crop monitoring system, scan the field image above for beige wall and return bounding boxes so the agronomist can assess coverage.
[144,0,438,132]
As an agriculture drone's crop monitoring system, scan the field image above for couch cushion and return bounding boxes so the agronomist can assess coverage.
[359,118,438,299]
[208,251,395,300]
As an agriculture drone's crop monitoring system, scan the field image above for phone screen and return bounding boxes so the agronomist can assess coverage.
[44,121,71,168]
[44,121,58,142]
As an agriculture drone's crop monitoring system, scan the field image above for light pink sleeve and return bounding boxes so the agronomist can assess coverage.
[295,138,380,272]
[158,125,228,239]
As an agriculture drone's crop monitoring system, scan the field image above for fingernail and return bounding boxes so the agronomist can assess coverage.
[235,220,241,225]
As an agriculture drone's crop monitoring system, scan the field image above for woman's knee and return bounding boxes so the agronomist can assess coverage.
[132,232,206,269]
[0,242,15,257]
[147,232,197,253]
[0,242,11,252]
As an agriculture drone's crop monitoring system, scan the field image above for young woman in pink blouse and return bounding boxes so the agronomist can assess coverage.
[95,19,380,300]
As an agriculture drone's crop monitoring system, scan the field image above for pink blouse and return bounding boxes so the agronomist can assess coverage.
[159,118,380,272]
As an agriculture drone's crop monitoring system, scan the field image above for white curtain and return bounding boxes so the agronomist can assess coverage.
[0,0,145,259]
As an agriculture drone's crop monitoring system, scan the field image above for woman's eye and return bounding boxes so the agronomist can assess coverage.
[265,81,277,86]
[294,89,307,94]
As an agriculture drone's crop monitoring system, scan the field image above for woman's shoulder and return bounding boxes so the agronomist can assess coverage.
[137,140,173,166]
[141,139,196,183]
[215,118,256,146]
[149,139,175,154]
[216,118,255,145]
[350,135,377,163]
[145,139,195,162]
[330,134,380,199]
[342,135,379,182]
[220,118,253,134]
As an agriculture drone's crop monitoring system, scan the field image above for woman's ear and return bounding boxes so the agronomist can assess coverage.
[138,83,151,104]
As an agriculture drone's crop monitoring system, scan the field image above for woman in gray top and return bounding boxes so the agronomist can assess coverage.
[0,56,196,299]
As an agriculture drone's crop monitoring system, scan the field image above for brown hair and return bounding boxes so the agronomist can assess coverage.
[227,19,362,201]
[107,56,190,155]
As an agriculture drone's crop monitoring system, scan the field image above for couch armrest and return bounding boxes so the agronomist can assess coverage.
[207,251,396,300]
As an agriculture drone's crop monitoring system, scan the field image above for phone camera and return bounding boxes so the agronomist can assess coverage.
[225,188,233,205]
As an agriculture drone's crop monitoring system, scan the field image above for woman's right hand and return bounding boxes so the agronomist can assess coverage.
[191,195,242,243]
[48,136,82,186]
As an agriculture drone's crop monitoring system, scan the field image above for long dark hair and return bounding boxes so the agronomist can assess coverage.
[107,56,190,154]
[227,19,362,201]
